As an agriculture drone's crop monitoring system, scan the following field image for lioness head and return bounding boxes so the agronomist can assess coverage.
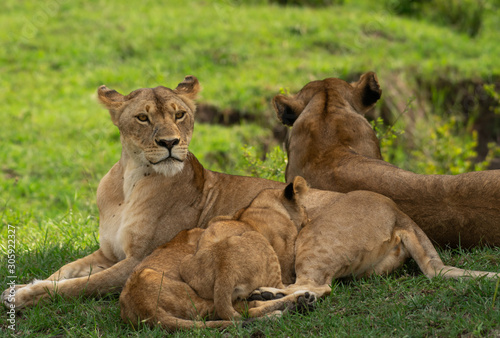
[272,72,383,182]
[98,76,200,176]
[273,71,381,126]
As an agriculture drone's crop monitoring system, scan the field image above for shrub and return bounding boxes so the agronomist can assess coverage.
[372,96,494,175]
[238,145,287,181]
[410,114,489,174]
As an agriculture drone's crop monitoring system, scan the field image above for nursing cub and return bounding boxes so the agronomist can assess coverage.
[120,177,315,330]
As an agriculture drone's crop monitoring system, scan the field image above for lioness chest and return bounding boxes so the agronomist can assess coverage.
[96,163,207,262]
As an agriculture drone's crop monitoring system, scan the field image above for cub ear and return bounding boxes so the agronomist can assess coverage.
[352,71,382,112]
[98,85,126,126]
[273,94,306,127]
[175,75,200,100]
[284,176,309,201]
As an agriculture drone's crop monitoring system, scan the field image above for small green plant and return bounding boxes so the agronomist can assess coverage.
[238,145,287,181]
[370,97,412,164]
[482,83,500,163]
[370,116,405,162]
[410,114,489,174]
[484,84,500,115]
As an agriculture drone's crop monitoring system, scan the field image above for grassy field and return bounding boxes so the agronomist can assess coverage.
[1,0,500,336]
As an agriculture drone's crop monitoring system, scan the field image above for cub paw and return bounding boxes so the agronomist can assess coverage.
[247,287,286,301]
[286,291,317,314]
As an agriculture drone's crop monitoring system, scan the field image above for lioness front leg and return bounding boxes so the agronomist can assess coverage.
[1,248,117,308]
[47,248,116,281]
[2,256,140,309]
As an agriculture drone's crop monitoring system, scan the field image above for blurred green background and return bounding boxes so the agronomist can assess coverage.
[2,0,499,223]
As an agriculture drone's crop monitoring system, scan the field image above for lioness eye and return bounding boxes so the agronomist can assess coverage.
[136,114,149,122]
[175,111,186,120]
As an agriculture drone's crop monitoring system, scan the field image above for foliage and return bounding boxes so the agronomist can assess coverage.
[190,123,274,174]
[410,115,488,174]
[484,83,500,115]
[375,91,500,175]
[375,111,492,175]
[238,145,287,181]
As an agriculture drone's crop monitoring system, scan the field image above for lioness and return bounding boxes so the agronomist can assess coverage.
[2,76,281,309]
[272,72,500,248]
[120,177,315,330]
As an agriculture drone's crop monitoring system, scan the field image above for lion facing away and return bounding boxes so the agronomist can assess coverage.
[272,72,500,248]
[120,177,315,330]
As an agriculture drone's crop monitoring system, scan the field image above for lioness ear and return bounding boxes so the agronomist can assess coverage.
[284,176,309,201]
[273,95,306,127]
[352,71,382,112]
[175,75,200,100]
[98,85,126,126]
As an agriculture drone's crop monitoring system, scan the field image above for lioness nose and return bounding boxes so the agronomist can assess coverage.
[156,138,180,150]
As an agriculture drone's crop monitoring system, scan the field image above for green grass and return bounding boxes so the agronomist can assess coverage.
[3,243,500,336]
[1,0,500,336]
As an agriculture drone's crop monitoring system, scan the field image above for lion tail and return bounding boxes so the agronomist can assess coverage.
[152,307,236,331]
[397,213,499,279]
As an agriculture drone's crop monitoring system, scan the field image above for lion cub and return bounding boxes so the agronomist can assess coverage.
[120,177,312,329]
[179,176,309,320]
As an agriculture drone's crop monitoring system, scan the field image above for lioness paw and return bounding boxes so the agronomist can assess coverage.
[2,284,29,309]
[2,280,56,309]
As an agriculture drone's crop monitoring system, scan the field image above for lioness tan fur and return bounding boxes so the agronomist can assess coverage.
[120,177,315,330]
[272,72,500,248]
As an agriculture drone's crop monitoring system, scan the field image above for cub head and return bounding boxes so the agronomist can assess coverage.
[241,176,310,231]
[98,75,200,177]
[273,71,381,126]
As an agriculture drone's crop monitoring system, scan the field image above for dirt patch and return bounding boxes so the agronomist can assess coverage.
[195,103,289,145]
[196,103,256,125]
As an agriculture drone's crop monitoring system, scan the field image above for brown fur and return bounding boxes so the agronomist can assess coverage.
[273,72,500,248]
[120,178,314,330]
